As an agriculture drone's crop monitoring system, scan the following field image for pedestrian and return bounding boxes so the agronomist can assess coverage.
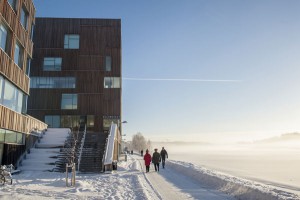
[152,148,161,172]
[143,149,151,173]
[141,150,143,156]
[160,147,168,169]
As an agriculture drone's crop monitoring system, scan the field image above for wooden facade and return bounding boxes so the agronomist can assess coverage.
[28,18,122,133]
[0,0,47,165]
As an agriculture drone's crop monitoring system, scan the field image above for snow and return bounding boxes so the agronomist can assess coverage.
[19,128,70,171]
[104,124,117,165]
[35,128,70,148]
[2,152,299,199]
[2,132,299,199]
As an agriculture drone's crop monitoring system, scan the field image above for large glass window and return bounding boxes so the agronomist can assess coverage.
[26,57,31,76]
[22,94,27,114]
[61,115,80,128]
[43,57,62,71]
[0,129,24,144]
[20,6,29,30]
[105,56,111,71]
[61,94,78,109]
[14,42,24,68]
[45,115,60,128]
[3,79,17,111]
[1,76,26,113]
[30,77,76,88]
[16,90,23,113]
[4,130,16,143]
[104,77,121,88]
[7,0,17,11]
[0,24,8,51]
[64,34,79,49]
[0,129,5,143]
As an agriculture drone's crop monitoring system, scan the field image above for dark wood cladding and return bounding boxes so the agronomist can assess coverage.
[0,105,47,133]
[28,18,122,133]
[0,50,30,94]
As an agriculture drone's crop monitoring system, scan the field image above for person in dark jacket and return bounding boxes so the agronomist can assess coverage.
[160,147,168,169]
[152,148,161,172]
[143,149,151,173]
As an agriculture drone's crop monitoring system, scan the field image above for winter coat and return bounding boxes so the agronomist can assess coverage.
[160,149,168,159]
[152,152,161,164]
[144,153,152,166]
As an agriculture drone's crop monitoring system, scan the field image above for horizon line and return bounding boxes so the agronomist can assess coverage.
[123,77,242,82]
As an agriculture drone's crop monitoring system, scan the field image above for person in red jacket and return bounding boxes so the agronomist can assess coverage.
[143,149,152,173]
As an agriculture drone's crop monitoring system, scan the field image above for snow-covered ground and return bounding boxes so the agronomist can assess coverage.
[1,153,299,200]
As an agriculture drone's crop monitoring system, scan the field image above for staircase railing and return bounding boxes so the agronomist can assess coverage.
[103,123,119,171]
[77,125,86,172]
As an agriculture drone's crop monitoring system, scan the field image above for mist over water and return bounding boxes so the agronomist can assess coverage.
[153,133,300,195]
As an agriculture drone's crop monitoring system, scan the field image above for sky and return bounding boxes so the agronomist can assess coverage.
[33,0,300,143]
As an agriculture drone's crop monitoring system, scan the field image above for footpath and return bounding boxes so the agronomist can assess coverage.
[127,154,234,200]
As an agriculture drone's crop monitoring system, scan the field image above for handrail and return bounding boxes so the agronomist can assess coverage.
[103,123,119,170]
[77,125,86,172]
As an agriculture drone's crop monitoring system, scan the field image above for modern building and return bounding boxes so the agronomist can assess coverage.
[27,18,122,171]
[0,0,47,165]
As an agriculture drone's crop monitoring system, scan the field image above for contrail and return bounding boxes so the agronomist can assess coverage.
[123,77,242,82]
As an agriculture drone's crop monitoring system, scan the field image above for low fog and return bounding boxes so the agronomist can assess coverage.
[152,133,300,195]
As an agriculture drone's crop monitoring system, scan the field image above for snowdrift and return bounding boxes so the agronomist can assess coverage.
[168,160,300,200]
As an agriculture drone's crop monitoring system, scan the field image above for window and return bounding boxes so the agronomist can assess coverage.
[26,57,31,76]
[16,90,23,113]
[14,42,24,68]
[61,115,80,128]
[87,115,94,128]
[3,79,17,111]
[0,129,4,142]
[104,77,121,88]
[105,56,111,71]
[30,77,75,88]
[22,94,27,114]
[45,115,60,128]
[20,6,29,29]
[64,34,79,49]
[61,94,77,109]
[43,57,62,71]
[4,130,16,143]
[0,24,8,51]
[1,76,25,113]
[7,0,17,11]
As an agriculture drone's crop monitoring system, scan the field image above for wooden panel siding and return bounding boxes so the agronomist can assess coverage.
[28,18,121,133]
[0,1,34,58]
[0,105,47,134]
[0,50,30,94]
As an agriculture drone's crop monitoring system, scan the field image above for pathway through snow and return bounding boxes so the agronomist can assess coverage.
[128,154,234,200]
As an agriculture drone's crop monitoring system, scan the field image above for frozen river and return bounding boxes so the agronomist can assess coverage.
[161,143,300,195]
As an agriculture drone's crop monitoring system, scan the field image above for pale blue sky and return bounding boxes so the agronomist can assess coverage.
[34,0,300,142]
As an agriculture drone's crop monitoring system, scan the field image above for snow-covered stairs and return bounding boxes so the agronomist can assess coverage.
[19,128,70,171]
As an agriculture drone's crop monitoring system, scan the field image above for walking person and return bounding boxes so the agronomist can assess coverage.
[160,147,168,169]
[141,150,143,157]
[143,149,151,173]
[152,148,161,172]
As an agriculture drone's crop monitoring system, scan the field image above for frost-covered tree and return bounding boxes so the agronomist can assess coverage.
[131,132,147,151]
[146,139,152,151]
